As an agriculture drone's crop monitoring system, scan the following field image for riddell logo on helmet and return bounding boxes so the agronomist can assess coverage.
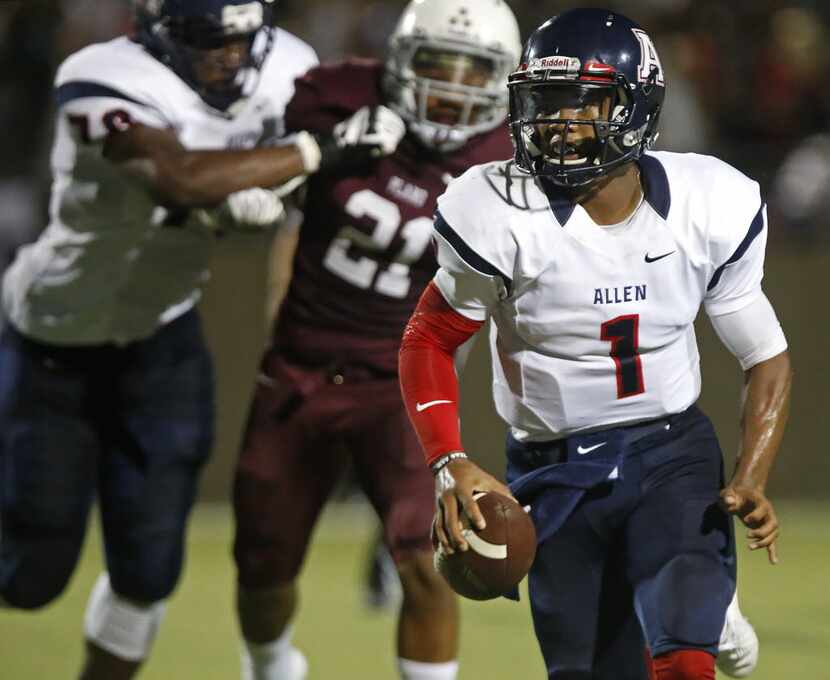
[527,55,581,74]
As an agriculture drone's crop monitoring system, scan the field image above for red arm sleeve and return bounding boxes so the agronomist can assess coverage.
[399,282,484,467]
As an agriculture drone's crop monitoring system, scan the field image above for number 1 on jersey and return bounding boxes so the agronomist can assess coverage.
[600,314,645,399]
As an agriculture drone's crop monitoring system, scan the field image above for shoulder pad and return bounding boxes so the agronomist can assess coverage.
[285,58,384,134]
[441,161,549,218]
[268,27,318,68]
[55,38,180,126]
[258,27,318,91]
[649,151,764,267]
[435,161,529,289]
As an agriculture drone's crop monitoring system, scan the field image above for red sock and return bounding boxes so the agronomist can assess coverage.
[653,649,715,680]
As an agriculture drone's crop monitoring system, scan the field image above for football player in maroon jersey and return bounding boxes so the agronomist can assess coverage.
[230,1,522,678]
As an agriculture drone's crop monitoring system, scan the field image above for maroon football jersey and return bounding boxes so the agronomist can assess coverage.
[276,59,513,373]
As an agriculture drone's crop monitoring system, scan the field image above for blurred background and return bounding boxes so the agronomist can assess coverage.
[0,1,827,678]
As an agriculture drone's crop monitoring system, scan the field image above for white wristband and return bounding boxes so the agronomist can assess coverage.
[294,130,321,173]
[430,451,468,475]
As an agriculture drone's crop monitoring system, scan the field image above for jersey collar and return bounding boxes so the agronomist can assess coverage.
[538,153,671,227]
[639,154,671,220]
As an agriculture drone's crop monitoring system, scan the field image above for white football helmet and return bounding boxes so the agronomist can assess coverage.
[383,0,522,152]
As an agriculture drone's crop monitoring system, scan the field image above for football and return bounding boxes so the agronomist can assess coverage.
[433,491,536,600]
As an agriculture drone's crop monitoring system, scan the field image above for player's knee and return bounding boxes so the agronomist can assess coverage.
[2,578,69,610]
[105,526,193,603]
[650,554,732,644]
[116,576,177,604]
[653,649,716,680]
[234,536,304,588]
[110,558,182,604]
[84,573,167,662]
[233,481,310,589]
[398,550,454,610]
[1,542,79,609]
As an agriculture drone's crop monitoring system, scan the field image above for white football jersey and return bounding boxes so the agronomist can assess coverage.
[3,29,317,345]
[434,151,784,441]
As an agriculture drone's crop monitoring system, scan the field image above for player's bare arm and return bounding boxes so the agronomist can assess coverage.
[100,106,405,210]
[103,122,308,208]
[721,350,793,564]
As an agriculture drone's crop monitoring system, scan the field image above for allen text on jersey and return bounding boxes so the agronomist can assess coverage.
[593,285,647,305]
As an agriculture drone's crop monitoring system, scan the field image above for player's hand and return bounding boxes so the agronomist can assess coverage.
[433,458,516,555]
[302,106,406,174]
[222,187,285,230]
[333,105,406,156]
[720,484,780,565]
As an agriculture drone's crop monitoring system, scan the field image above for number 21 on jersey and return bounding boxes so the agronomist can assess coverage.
[322,189,433,299]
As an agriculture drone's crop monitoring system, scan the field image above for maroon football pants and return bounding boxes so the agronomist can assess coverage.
[233,350,434,588]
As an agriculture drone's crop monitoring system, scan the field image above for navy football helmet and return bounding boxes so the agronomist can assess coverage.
[508,8,665,187]
[134,0,275,112]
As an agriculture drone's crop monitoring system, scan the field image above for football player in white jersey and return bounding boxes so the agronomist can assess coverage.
[399,8,791,680]
[0,2,406,679]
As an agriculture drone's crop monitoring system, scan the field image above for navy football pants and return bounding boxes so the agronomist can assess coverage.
[507,407,736,679]
[0,310,214,608]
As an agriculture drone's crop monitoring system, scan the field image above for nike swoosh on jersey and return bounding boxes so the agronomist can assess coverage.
[416,399,453,412]
[577,442,607,455]
[644,250,676,263]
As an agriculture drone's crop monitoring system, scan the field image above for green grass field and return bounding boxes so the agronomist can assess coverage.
[2,501,827,679]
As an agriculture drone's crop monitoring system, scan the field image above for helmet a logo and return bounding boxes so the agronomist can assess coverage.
[631,29,664,86]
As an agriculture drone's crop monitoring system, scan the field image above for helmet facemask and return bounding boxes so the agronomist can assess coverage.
[509,55,664,187]
[384,39,512,152]
[510,79,652,187]
[136,1,274,113]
